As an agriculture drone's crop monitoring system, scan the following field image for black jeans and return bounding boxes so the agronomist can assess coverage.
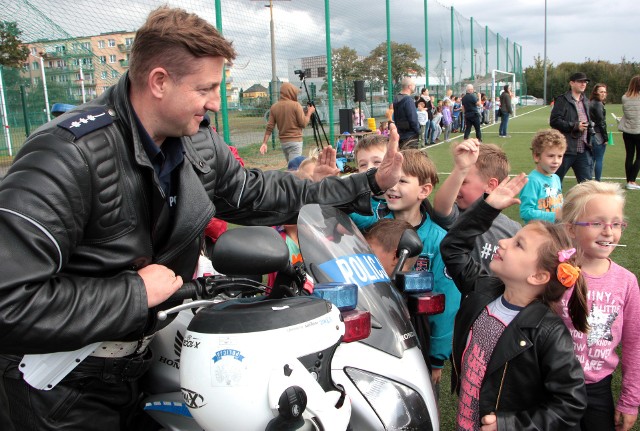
[556,150,593,183]
[623,132,640,182]
[463,114,482,141]
[571,374,615,431]
[0,350,153,431]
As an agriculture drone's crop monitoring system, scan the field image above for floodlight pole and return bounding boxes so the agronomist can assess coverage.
[268,0,277,105]
[0,65,12,156]
[79,65,86,104]
[39,54,51,122]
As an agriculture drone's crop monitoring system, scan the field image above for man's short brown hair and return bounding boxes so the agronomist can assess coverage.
[530,129,567,157]
[476,143,510,182]
[129,7,237,88]
[400,149,439,186]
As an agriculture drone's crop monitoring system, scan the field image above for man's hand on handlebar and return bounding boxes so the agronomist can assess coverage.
[138,264,183,307]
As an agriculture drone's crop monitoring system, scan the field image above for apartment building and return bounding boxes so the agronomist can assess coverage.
[21,31,235,104]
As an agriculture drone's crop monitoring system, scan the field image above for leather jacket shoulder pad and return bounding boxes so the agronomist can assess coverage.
[57,107,114,139]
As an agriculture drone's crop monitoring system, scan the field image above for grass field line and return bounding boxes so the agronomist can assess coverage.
[422,105,550,150]
[436,171,627,181]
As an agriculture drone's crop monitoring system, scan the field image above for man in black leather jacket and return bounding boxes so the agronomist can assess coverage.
[550,72,593,183]
[0,7,403,430]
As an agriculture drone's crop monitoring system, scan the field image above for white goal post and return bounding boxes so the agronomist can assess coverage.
[491,70,516,124]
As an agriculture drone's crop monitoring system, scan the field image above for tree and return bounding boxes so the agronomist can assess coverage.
[321,46,365,102]
[0,21,29,68]
[364,41,425,88]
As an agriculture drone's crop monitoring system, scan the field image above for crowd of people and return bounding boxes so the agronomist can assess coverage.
[0,5,638,429]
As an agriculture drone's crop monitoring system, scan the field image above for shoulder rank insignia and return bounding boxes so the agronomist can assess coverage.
[57,107,114,139]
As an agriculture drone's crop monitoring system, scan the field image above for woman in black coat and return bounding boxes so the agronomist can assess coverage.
[589,84,608,181]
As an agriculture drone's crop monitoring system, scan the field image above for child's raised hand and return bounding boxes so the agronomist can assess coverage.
[312,146,340,182]
[452,139,480,170]
[481,413,497,431]
[375,122,404,191]
[485,173,528,210]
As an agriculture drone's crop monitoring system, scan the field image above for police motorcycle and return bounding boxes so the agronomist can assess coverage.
[20,204,443,430]
[141,203,443,430]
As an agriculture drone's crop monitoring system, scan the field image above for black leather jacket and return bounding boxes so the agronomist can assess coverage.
[550,91,592,155]
[441,198,587,430]
[0,74,374,354]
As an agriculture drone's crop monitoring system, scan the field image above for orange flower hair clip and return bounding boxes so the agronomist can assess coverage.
[557,248,580,288]
[557,263,580,288]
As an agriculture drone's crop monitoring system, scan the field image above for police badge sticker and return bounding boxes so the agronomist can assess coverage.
[210,349,248,387]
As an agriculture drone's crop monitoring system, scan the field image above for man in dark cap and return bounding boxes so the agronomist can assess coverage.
[550,72,593,183]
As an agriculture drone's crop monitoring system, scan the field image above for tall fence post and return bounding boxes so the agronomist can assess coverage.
[385,0,392,104]
[470,17,474,81]
[214,0,230,144]
[20,84,30,138]
[324,0,334,146]
[423,0,429,88]
[450,7,454,88]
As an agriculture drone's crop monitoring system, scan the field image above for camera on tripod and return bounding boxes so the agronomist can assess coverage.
[294,69,306,80]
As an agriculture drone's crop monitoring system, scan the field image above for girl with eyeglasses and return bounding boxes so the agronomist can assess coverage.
[560,181,640,431]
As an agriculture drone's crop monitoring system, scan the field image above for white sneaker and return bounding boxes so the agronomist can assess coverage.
[625,183,640,190]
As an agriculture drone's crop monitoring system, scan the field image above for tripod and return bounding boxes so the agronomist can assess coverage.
[296,73,330,151]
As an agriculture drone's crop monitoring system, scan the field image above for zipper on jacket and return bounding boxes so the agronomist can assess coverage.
[494,362,508,412]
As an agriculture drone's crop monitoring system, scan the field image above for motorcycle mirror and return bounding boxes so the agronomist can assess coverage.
[211,226,290,275]
[391,229,423,280]
[396,229,423,258]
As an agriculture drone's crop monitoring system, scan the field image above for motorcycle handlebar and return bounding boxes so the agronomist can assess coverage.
[164,275,270,304]
[166,281,199,303]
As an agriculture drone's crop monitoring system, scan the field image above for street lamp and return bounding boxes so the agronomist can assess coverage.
[253,0,290,105]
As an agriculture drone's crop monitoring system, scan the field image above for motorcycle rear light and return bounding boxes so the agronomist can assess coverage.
[408,293,445,315]
[341,309,371,342]
[395,271,434,293]
[312,282,358,311]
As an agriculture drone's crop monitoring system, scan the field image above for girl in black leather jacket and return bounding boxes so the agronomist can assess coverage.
[441,174,589,430]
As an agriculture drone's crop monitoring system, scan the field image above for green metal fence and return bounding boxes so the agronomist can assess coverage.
[1,0,523,173]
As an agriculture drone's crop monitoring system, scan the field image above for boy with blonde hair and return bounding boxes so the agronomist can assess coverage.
[519,129,567,224]
[433,140,521,272]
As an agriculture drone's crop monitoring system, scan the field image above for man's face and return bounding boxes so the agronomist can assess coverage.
[569,79,588,94]
[160,56,224,139]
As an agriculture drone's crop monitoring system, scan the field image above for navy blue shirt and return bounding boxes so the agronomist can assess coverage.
[461,93,480,119]
[133,114,184,206]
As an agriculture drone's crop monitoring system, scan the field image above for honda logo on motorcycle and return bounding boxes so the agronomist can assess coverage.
[318,253,389,288]
[181,387,206,409]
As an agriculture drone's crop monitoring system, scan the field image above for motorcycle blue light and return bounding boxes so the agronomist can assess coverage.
[395,271,434,293]
[312,282,358,311]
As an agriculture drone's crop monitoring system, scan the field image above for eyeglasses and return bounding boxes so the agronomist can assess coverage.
[573,221,628,231]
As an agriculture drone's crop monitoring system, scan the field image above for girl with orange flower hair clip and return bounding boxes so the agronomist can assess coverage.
[561,181,640,431]
[441,173,590,431]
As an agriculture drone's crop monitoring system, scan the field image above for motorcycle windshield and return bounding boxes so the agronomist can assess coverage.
[297,204,418,358]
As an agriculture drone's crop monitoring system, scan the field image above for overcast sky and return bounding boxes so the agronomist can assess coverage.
[435,0,639,66]
[5,0,638,89]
